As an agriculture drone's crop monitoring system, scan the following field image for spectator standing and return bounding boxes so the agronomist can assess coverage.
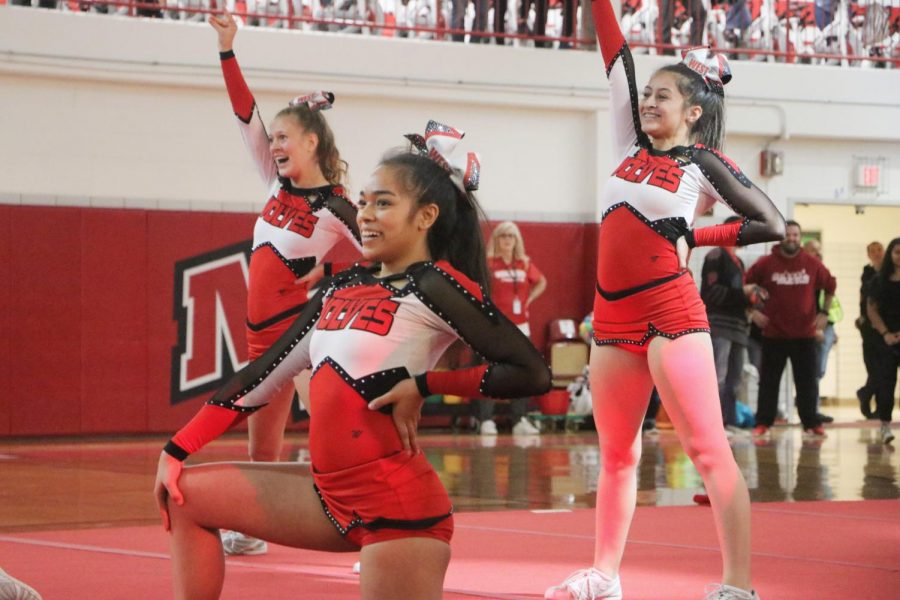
[700,216,764,432]
[857,240,885,418]
[803,238,841,424]
[479,221,547,435]
[453,0,490,42]
[725,0,752,46]
[866,236,900,445]
[519,0,551,46]
[660,0,708,54]
[746,220,836,438]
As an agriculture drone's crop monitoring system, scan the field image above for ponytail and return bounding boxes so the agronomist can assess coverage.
[379,152,489,289]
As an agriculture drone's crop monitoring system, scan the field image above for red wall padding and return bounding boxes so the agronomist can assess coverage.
[0,205,598,436]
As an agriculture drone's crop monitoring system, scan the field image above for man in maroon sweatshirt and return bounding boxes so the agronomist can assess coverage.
[745,220,837,437]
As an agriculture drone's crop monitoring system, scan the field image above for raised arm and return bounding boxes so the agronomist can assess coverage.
[592,0,651,154]
[210,11,278,188]
[412,264,552,400]
[687,147,786,248]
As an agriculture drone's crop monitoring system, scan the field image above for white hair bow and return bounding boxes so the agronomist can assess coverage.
[405,120,481,193]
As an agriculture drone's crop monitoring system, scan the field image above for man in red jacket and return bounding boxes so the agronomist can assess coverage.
[746,220,837,437]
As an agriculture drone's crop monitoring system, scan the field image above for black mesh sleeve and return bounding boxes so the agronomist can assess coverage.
[412,265,552,398]
[324,194,362,245]
[693,147,786,246]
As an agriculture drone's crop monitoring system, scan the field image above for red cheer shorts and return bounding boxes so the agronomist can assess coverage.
[312,451,454,547]
[592,270,710,353]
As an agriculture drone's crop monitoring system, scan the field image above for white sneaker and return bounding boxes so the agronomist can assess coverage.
[544,568,622,600]
[881,422,895,445]
[479,419,498,436]
[0,568,42,600]
[221,530,268,556]
[704,583,760,600]
[512,417,541,436]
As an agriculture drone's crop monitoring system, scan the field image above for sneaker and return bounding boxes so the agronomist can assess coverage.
[726,425,750,438]
[704,583,759,599]
[802,425,826,438]
[512,417,540,436]
[856,387,874,419]
[221,530,268,556]
[816,412,834,424]
[751,425,769,437]
[881,422,895,445]
[544,568,622,600]
[0,568,42,600]
[479,419,498,436]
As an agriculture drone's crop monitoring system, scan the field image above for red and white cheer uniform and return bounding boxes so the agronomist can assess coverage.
[590,0,783,351]
[165,261,551,546]
[220,50,362,359]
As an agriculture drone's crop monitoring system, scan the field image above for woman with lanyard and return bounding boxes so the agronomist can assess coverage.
[478,222,548,436]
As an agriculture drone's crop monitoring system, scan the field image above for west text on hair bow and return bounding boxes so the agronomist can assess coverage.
[680,47,732,95]
[289,91,335,111]
[405,121,481,193]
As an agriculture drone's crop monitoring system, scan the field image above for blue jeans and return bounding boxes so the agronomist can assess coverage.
[814,323,837,411]
[815,323,837,381]
[712,335,745,427]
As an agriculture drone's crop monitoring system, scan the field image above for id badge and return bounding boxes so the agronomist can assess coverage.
[512,297,522,315]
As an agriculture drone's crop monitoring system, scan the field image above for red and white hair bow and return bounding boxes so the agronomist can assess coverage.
[289,91,335,112]
[680,47,732,95]
[405,121,481,193]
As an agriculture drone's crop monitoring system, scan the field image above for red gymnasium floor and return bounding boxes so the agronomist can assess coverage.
[1,406,898,598]
[0,502,898,598]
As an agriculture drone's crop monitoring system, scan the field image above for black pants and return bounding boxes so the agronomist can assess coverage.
[859,328,881,400]
[659,0,707,54]
[870,341,900,422]
[756,337,819,429]
[520,0,549,47]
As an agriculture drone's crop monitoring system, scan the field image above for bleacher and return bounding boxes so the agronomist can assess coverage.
[5,0,898,66]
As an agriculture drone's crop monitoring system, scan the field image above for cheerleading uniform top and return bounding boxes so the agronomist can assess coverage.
[165,260,552,473]
[590,0,784,311]
[219,51,362,348]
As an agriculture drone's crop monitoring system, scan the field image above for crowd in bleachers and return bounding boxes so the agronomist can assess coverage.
[5,0,898,65]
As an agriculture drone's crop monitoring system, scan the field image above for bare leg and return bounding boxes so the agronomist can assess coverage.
[360,537,451,600]
[167,461,355,600]
[647,334,752,591]
[247,377,300,462]
[590,345,655,576]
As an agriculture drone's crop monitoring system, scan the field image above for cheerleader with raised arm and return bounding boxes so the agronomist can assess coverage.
[545,1,785,598]
[208,11,363,556]
[154,122,552,600]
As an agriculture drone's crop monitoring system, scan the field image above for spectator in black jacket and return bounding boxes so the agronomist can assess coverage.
[857,240,884,418]
[700,216,766,431]
[866,237,900,445]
